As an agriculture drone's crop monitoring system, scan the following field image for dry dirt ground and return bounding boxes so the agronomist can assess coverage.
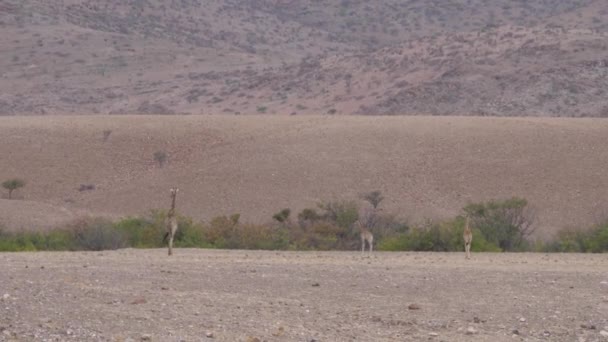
[1,250,607,342]
[1,116,608,238]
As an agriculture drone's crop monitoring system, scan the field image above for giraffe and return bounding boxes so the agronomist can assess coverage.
[355,220,374,254]
[162,188,179,256]
[463,215,473,259]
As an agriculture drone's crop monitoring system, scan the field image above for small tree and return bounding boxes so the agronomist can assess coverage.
[2,178,25,199]
[273,208,291,224]
[297,208,320,227]
[153,151,168,168]
[464,197,536,251]
[362,190,384,209]
[317,200,359,232]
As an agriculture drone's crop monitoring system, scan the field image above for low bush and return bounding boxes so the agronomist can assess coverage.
[70,218,127,251]
[2,196,604,253]
[377,217,501,252]
[544,222,608,253]
[464,197,535,251]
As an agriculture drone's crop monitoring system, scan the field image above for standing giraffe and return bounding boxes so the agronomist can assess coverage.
[354,220,374,254]
[163,188,179,256]
[463,215,473,259]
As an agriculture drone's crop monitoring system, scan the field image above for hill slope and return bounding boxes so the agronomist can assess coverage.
[1,116,607,237]
[1,0,607,116]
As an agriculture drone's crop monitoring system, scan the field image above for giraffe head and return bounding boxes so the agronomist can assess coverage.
[170,188,179,197]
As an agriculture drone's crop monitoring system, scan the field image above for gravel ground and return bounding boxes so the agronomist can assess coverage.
[1,250,607,342]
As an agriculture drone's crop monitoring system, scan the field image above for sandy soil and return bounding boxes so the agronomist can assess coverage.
[1,116,608,238]
[1,250,607,342]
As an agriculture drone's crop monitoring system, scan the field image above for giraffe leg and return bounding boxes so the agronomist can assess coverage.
[168,234,174,256]
[369,237,373,253]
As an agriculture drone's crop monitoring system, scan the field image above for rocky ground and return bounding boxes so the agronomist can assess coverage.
[1,250,607,341]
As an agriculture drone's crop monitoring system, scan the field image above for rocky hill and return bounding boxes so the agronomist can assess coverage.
[1,0,607,116]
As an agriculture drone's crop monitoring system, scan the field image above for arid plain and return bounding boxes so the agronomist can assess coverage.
[1,250,608,341]
[3,1,608,341]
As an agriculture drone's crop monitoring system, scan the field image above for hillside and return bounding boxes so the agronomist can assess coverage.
[1,0,607,116]
[1,116,607,238]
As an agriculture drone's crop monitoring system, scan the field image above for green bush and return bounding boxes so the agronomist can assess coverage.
[544,222,608,253]
[70,218,127,251]
[377,217,500,252]
[173,216,205,248]
[377,234,409,251]
[272,208,291,224]
[464,197,535,251]
[114,216,162,248]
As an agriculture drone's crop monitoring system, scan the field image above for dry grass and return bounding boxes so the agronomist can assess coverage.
[1,115,607,238]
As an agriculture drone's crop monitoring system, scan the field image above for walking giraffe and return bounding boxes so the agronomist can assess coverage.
[163,188,179,256]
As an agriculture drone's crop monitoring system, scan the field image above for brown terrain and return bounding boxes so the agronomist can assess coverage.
[1,115,608,239]
[2,3,608,341]
[1,250,608,341]
[0,0,607,116]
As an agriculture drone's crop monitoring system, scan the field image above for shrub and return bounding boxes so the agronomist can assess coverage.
[2,178,26,199]
[289,222,342,250]
[173,216,205,248]
[153,151,168,167]
[0,225,76,251]
[256,106,267,113]
[297,208,321,226]
[202,214,241,248]
[114,215,163,248]
[317,200,359,230]
[272,208,291,223]
[464,197,535,251]
[235,223,289,250]
[70,218,127,251]
[544,222,608,253]
[377,217,500,252]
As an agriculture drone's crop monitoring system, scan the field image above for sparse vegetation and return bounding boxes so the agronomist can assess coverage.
[2,178,26,199]
[70,217,127,251]
[78,184,96,192]
[256,106,267,113]
[102,129,112,142]
[272,208,291,224]
[153,151,168,168]
[0,196,607,253]
[543,221,608,253]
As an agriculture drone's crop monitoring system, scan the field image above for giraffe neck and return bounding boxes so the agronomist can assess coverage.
[357,220,367,233]
[169,193,177,217]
